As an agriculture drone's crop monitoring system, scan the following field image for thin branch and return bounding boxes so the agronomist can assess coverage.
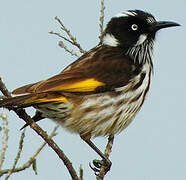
[0,78,79,180]
[79,164,83,180]
[58,41,79,57]
[0,112,9,170]
[55,16,86,54]
[52,16,86,54]
[99,0,105,43]
[32,159,37,175]
[0,125,59,177]
[96,135,114,180]
[49,31,76,46]
[0,77,11,97]
[17,109,80,180]
[4,129,26,180]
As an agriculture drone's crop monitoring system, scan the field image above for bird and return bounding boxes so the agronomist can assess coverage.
[0,9,179,173]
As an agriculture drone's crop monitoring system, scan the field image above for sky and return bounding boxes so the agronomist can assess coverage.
[0,0,186,180]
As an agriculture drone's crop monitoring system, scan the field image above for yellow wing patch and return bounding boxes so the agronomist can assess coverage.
[18,78,104,105]
[24,96,67,104]
[48,78,105,92]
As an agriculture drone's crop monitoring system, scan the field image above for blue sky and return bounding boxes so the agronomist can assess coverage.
[0,0,186,180]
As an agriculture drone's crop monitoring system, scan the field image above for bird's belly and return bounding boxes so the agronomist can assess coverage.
[36,78,150,137]
[66,92,145,137]
[36,90,145,137]
[63,66,151,137]
[36,66,151,137]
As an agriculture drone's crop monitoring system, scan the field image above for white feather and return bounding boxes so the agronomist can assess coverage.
[135,34,147,46]
[103,33,119,47]
[115,11,137,18]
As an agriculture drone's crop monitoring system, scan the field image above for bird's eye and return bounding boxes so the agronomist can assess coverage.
[131,24,138,31]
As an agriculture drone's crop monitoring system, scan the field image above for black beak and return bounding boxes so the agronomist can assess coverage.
[151,21,180,32]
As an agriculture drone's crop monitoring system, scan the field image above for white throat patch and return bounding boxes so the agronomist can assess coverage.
[135,34,147,46]
[103,33,119,47]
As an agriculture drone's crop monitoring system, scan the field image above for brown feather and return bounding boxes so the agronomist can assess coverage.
[0,92,67,109]
[12,45,141,95]
[0,94,37,108]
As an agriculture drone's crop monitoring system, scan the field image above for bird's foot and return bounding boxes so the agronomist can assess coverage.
[89,159,112,175]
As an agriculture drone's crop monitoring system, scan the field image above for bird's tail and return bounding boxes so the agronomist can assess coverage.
[0,92,67,109]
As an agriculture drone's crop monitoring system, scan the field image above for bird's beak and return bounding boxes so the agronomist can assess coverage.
[151,21,180,32]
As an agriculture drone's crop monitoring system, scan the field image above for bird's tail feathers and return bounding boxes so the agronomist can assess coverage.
[0,92,67,109]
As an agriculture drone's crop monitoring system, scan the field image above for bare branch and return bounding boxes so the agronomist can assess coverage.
[58,41,79,57]
[0,77,11,97]
[49,31,76,46]
[99,0,105,43]
[0,78,79,180]
[79,164,83,180]
[0,125,59,177]
[52,16,86,54]
[0,113,9,170]
[49,31,79,56]
[96,135,114,180]
[4,129,26,180]
[32,159,37,175]
[16,109,80,180]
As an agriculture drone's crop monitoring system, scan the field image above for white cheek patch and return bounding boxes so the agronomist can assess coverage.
[135,34,147,46]
[103,33,119,47]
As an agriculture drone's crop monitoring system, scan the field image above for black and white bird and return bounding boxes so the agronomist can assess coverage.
[0,10,180,173]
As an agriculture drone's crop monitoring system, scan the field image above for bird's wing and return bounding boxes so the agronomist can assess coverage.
[13,45,139,95]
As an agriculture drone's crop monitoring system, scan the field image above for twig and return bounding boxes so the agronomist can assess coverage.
[79,164,83,180]
[49,31,79,56]
[49,31,75,45]
[32,159,37,175]
[0,77,11,97]
[96,135,114,180]
[99,0,105,44]
[17,109,80,180]
[55,16,86,54]
[0,78,79,180]
[50,16,86,54]
[0,125,59,177]
[0,112,9,170]
[58,41,79,57]
[4,129,26,180]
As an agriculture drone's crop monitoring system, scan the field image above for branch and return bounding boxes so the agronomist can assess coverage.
[99,0,105,44]
[0,125,59,177]
[4,129,26,180]
[17,109,80,180]
[0,77,11,97]
[79,164,83,180]
[49,31,79,57]
[49,16,86,55]
[0,112,9,171]
[96,135,114,180]
[58,41,79,57]
[49,31,76,45]
[0,77,79,180]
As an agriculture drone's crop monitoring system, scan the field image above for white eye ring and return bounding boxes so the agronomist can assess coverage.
[131,24,138,31]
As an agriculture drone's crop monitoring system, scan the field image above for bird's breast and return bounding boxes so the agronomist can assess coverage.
[61,63,152,137]
[36,63,152,137]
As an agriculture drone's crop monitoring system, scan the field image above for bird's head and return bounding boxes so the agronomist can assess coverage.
[103,10,180,49]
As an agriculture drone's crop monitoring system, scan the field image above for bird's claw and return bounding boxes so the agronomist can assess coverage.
[89,159,112,175]
[89,161,100,176]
